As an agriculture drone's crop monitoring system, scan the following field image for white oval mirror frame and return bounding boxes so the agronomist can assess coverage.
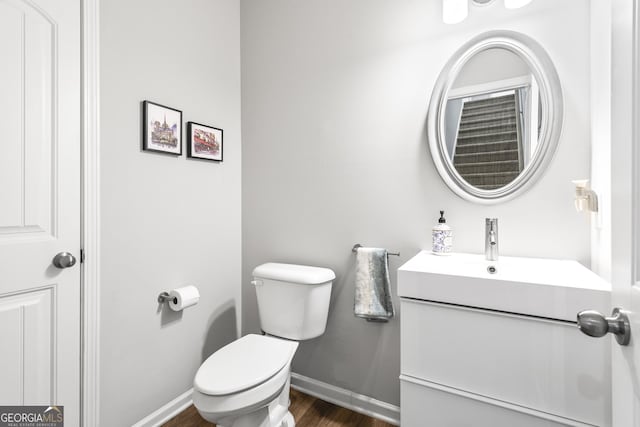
[427,30,563,204]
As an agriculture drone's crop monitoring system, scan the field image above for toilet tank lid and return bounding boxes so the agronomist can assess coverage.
[252,263,336,285]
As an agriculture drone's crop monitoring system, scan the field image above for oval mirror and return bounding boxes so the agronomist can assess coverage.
[427,30,563,203]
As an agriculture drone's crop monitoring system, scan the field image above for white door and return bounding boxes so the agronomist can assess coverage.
[606,0,640,426]
[0,0,81,425]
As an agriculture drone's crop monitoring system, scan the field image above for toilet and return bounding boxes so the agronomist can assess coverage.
[193,263,335,427]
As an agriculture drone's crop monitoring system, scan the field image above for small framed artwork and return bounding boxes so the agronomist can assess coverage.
[187,122,223,162]
[143,100,182,155]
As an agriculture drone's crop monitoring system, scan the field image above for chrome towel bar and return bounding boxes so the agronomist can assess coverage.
[352,243,400,257]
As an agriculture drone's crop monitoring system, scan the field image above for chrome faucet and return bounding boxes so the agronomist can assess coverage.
[485,218,499,261]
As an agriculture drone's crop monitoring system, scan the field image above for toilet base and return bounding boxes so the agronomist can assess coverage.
[216,406,294,427]
[280,411,295,427]
[217,410,294,427]
[202,376,295,427]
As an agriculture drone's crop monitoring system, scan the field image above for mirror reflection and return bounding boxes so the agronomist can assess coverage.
[444,48,541,190]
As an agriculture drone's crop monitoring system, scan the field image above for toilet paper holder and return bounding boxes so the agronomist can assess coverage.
[157,292,177,304]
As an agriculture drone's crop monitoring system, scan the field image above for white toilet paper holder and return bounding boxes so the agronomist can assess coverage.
[157,292,177,305]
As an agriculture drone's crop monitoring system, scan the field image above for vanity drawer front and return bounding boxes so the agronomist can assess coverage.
[400,376,588,427]
[400,299,610,427]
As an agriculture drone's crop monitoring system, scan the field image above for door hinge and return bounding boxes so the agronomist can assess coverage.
[80,249,86,264]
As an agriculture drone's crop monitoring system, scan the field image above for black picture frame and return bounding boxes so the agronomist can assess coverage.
[187,121,223,162]
[142,100,183,155]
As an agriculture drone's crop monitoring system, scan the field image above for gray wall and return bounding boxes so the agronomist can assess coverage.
[241,0,592,407]
[99,1,241,425]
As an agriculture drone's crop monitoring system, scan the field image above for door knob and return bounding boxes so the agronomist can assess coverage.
[577,307,631,346]
[52,252,77,269]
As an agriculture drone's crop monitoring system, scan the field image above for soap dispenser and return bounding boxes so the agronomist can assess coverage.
[432,210,452,255]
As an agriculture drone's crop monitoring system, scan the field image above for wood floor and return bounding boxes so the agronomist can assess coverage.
[162,388,395,427]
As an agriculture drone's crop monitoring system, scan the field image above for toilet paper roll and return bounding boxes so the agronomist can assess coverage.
[168,285,200,311]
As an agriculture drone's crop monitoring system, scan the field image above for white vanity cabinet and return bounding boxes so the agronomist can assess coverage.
[398,251,611,427]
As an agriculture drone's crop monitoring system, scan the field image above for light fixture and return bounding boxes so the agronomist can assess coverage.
[504,0,533,9]
[442,0,532,24]
[443,0,468,25]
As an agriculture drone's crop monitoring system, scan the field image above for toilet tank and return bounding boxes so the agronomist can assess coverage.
[252,263,335,340]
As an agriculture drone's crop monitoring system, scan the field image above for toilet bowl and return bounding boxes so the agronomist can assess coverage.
[193,263,335,427]
[193,334,298,427]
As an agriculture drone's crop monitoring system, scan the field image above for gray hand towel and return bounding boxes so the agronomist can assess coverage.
[354,247,394,322]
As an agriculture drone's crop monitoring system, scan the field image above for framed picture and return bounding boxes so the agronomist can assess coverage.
[187,122,223,162]
[143,100,182,155]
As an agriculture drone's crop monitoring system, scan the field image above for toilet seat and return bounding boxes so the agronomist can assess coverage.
[192,360,291,419]
[193,334,299,422]
[195,334,297,396]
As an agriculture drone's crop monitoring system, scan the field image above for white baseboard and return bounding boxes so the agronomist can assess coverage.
[290,372,400,426]
[132,388,193,427]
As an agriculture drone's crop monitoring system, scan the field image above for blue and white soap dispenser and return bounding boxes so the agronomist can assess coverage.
[432,210,452,255]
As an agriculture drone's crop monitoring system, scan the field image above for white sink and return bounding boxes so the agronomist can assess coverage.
[398,251,611,322]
